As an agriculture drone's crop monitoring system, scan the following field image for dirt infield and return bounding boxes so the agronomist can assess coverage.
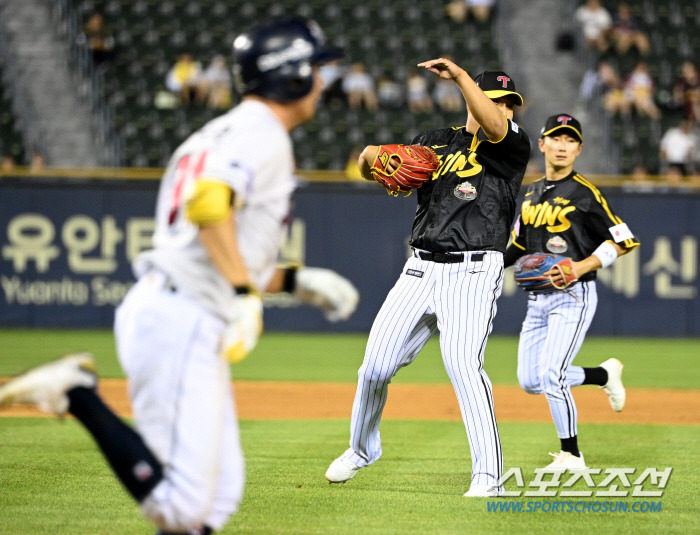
[2,379,699,425]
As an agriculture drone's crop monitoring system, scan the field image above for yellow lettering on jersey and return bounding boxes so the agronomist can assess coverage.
[455,152,483,179]
[553,197,570,205]
[547,206,576,232]
[525,191,534,196]
[521,200,576,232]
[534,202,555,227]
[432,154,444,180]
[440,152,461,175]
[450,154,468,172]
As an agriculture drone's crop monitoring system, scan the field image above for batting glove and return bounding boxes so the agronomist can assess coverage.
[221,293,263,363]
[294,267,359,322]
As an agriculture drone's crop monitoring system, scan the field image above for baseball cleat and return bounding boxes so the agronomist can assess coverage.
[544,450,587,470]
[599,358,625,412]
[0,353,97,417]
[325,453,361,483]
[464,483,503,497]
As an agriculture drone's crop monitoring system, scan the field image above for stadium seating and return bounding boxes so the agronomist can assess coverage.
[74,0,501,168]
[0,78,26,165]
[601,0,697,174]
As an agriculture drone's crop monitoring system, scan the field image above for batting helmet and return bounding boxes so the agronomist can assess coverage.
[233,18,343,103]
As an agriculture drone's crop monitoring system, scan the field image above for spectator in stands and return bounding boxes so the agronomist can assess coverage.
[1,155,14,172]
[407,71,432,114]
[377,76,403,109]
[201,55,232,110]
[166,53,204,106]
[575,0,612,53]
[624,61,660,119]
[29,152,45,173]
[320,60,347,108]
[622,165,656,192]
[77,13,116,66]
[674,61,700,124]
[342,63,377,112]
[610,2,649,57]
[433,59,464,112]
[660,119,697,176]
[662,165,686,187]
[580,60,629,116]
[446,0,495,23]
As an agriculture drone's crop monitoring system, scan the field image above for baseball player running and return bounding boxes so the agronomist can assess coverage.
[325,58,531,497]
[0,18,358,535]
[505,114,639,470]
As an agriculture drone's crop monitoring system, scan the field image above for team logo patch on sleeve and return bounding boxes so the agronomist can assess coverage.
[609,223,634,243]
[406,269,424,278]
[454,181,477,201]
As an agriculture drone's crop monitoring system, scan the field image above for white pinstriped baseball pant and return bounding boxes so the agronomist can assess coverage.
[517,281,598,439]
[345,250,505,487]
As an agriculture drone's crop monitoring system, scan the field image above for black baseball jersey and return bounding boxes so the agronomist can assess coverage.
[508,171,640,279]
[408,119,530,253]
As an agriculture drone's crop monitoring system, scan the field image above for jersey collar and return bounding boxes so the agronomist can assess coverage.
[544,169,576,188]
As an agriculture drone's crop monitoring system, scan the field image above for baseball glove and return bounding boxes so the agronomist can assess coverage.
[513,253,579,292]
[370,144,439,195]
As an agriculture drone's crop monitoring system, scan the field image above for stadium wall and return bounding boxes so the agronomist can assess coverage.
[0,176,698,336]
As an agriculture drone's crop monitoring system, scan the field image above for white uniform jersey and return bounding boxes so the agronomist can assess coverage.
[135,100,295,321]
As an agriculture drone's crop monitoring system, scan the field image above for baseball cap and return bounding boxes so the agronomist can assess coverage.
[541,114,583,142]
[474,71,524,106]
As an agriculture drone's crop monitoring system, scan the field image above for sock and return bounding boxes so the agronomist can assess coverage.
[67,387,163,502]
[582,367,608,386]
[560,436,580,457]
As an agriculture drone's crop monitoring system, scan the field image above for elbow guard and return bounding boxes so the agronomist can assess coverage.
[185,180,233,226]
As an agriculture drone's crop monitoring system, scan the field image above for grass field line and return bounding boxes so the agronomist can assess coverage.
[1,379,698,425]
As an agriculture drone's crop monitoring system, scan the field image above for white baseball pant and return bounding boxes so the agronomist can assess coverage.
[114,271,245,532]
[517,281,598,439]
[344,250,505,487]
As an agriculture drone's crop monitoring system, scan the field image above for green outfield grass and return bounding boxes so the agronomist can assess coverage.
[1,329,699,388]
[1,330,699,533]
[0,418,696,535]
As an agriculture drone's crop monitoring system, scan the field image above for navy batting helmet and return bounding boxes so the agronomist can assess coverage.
[233,18,343,103]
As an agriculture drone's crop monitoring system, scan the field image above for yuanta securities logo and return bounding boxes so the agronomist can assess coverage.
[1,213,154,307]
[486,467,671,513]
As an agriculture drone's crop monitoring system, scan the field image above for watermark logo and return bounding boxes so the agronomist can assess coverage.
[498,467,672,498]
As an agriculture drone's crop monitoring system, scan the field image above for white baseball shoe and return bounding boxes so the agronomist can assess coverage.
[325,453,362,483]
[544,450,587,470]
[464,483,503,497]
[599,358,625,412]
[0,353,97,417]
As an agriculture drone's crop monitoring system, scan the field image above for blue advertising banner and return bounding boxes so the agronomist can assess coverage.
[1,177,698,335]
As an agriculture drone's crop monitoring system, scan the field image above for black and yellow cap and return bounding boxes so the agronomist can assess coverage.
[541,114,583,142]
[474,71,524,106]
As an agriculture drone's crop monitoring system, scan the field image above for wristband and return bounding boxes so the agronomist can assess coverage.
[592,241,618,269]
[282,267,298,293]
[234,285,253,295]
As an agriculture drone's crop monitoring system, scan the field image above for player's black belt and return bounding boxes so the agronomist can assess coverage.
[417,251,486,263]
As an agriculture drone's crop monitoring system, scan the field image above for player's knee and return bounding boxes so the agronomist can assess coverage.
[358,364,394,385]
[517,369,541,394]
[542,368,566,394]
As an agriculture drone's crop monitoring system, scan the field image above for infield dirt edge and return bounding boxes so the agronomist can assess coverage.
[1,379,698,425]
